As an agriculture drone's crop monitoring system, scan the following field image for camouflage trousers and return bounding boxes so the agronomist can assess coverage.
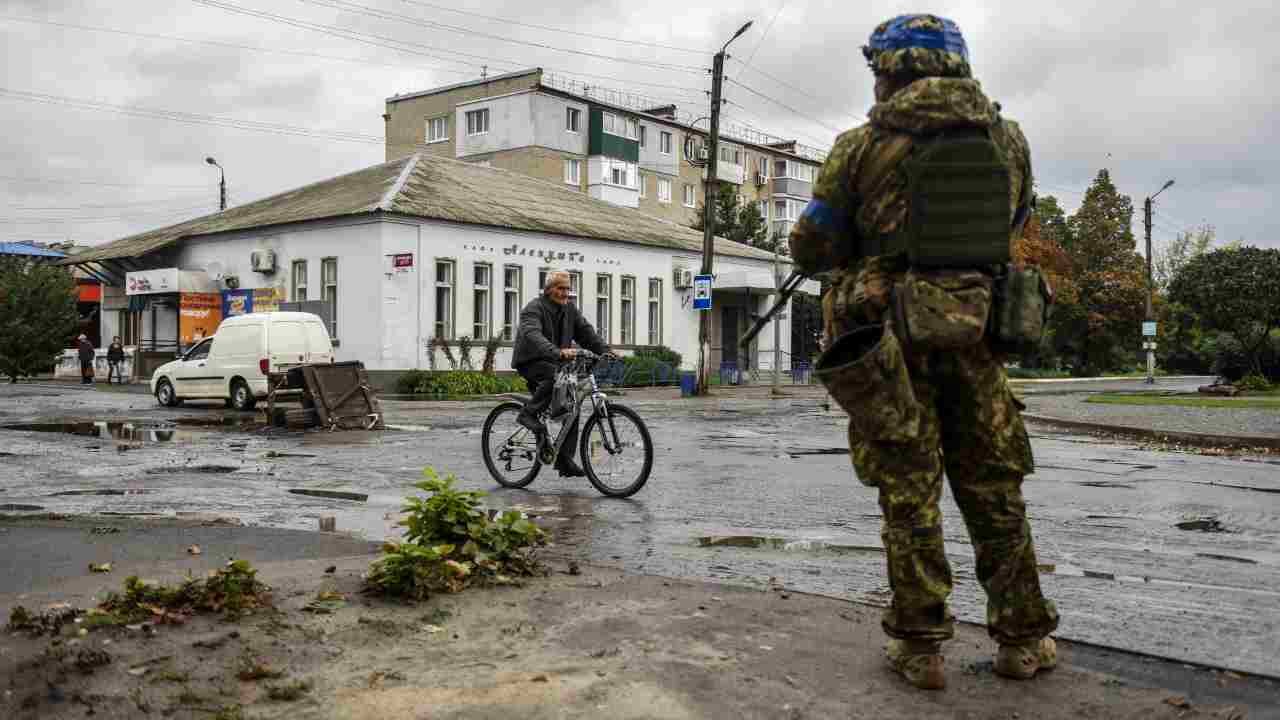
[823,263,1059,646]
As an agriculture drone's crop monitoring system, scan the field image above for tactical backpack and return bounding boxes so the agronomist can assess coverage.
[863,127,1013,268]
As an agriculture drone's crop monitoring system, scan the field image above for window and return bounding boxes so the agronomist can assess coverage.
[657,177,671,203]
[756,200,769,220]
[603,112,617,134]
[502,265,522,341]
[620,277,635,345]
[291,260,307,301]
[625,117,639,140]
[565,107,580,132]
[434,260,455,339]
[537,268,549,293]
[426,116,448,143]
[647,278,662,345]
[757,155,770,177]
[602,158,637,189]
[638,172,647,198]
[465,108,489,135]
[720,146,740,164]
[638,125,647,148]
[473,263,491,340]
[683,183,696,208]
[596,274,611,342]
[659,131,672,154]
[321,258,338,339]
[773,159,815,182]
[774,199,789,220]
[564,158,581,185]
[567,271,581,310]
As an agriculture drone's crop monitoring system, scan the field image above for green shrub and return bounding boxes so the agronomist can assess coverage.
[366,468,546,600]
[633,345,682,368]
[1210,334,1250,382]
[396,370,526,396]
[620,356,677,386]
[1237,373,1273,392]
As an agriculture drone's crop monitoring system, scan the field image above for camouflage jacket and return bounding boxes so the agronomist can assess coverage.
[788,77,1033,286]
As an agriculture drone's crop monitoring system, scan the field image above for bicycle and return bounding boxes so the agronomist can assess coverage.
[481,350,654,498]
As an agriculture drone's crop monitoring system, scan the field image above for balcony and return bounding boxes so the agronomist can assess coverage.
[771,177,812,198]
[705,162,745,185]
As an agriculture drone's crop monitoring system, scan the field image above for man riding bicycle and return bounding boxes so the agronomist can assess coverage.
[512,270,611,478]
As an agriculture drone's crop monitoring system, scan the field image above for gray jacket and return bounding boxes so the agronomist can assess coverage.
[511,295,607,369]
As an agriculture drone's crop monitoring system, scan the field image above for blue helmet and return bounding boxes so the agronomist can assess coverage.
[862,14,971,78]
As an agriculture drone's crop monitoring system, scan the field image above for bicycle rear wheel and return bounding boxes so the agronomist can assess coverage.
[579,403,653,498]
[481,402,542,488]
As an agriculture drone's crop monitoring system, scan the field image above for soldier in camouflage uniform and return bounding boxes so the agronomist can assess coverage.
[790,14,1059,690]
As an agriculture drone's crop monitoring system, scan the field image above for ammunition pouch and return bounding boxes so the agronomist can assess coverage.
[989,265,1053,355]
[890,269,992,353]
[815,323,921,445]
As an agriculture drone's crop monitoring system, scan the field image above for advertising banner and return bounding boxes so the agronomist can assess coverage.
[179,293,223,347]
[253,287,282,313]
[221,287,284,318]
[125,268,180,296]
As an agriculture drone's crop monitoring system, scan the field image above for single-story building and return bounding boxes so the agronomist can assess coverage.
[62,153,818,383]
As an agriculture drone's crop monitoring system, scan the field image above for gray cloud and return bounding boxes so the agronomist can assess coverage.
[0,0,1275,252]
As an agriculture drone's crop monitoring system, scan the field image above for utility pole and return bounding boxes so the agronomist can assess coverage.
[1143,179,1175,385]
[695,20,752,395]
[771,246,783,397]
[205,156,226,211]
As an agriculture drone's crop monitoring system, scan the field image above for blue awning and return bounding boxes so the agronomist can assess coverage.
[0,242,67,258]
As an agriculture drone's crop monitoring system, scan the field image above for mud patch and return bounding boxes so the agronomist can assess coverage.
[144,465,239,475]
[697,536,884,555]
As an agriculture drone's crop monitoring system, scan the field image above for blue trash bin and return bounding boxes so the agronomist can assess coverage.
[679,371,697,397]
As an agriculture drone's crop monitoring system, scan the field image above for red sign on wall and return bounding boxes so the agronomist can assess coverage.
[392,253,414,268]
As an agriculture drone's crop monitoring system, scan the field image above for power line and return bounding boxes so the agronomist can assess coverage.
[206,0,705,75]
[1,195,217,212]
[187,1,705,95]
[394,0,709,54]
[0,15,481,77]
[0,174,210,190]
[722,78,842,136]
[729,59,864,128]
[0,203,219,223]
[742,3,786,69]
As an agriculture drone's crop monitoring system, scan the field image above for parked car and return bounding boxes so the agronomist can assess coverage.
[151,312,335,410]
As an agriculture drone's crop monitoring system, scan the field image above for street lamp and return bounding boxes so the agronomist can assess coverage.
[205,156,226,212]
[695,19,753,395]
[1142,179,1174,384]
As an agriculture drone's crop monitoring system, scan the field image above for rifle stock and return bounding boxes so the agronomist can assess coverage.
[739,271,807,349]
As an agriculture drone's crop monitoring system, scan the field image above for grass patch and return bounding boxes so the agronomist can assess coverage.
[98,560,269,624]
[1084,393,1280,410]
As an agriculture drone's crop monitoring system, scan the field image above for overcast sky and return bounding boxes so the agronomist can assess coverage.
[2,0,1276,253]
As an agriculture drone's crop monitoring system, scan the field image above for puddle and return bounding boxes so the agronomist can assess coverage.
[0,504,44,511]
[2,420,203,444]
[1175,517,1229,532]
[1196,553,1258,565]
[1076,481,1137,489]
[144,465,240,475]
[697,535,884,555]
[787,447,848,457]
[50,489,154,496]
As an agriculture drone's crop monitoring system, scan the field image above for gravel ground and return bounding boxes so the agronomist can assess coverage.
[1021,392,1280,439]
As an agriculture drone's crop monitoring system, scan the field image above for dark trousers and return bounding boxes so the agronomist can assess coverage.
[107,361,124,383]
[80,361,94,384]
[516,360,579,469]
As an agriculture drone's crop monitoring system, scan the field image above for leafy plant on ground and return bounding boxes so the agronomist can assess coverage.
[98,560,269,623]
[482,334,501,374]
[366,468,546,600]
[1237,373,1273,393]
[397,370,526,396]
[457,335,475,370]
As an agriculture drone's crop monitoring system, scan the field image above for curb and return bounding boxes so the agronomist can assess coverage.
[1022,412,1280,450]
[1008,375,1211,384]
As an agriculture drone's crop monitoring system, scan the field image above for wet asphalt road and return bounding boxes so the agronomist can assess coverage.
[0,380,1276,677]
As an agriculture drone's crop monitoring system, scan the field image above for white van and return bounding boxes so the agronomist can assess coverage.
[151,311,335,410]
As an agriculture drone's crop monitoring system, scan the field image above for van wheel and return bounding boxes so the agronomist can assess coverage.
[155,379,181,408]
[231,379,257,411]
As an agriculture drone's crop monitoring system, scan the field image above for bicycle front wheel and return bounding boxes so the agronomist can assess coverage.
[579,403,653,498]
[481,401,542,489]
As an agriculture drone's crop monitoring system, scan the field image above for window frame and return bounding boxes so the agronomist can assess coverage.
[683,183,696,208]
[657,176,672,204]
[564,158,581,186]
[659,130,672,155]
[567,270,582,310]
[620,275,636,345]
[434,259,456,340]
[465,108,490,136]
[638,125,647,148]
[291,259,308,302]
[426,115,449,144]
[565,106,581,133]
[638,171,646,199]
[502,265,522,341]
[321,257,338,340]
[472,262,492,341]
[647,277,662,346]
[596,273,612,343]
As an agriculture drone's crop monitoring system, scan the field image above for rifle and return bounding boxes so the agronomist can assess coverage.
[739,270,808,349]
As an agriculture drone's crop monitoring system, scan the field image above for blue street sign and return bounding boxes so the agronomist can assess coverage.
[693,274,712,311]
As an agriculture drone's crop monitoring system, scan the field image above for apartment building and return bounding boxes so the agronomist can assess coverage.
[384,68,826,242]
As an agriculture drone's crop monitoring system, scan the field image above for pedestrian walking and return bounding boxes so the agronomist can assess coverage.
[76,334,95,385]
[790,14,1058,690]
[106,336,125,384]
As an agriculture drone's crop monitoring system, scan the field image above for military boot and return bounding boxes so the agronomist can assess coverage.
[885,639,945,690]
[994,636,1057,680]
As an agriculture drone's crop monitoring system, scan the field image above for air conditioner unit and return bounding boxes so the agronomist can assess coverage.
[754,172,768,187]
[673,268,694,289]
[250,249,277,273]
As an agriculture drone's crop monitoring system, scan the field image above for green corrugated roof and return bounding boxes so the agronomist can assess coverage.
[64,154,781,265]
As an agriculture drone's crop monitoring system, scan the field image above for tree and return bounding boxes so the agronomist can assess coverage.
[1013,206,1079,368]
[1058,170,1147,373]
[0,257,80,382]
[1168,246,1280,377]
[690,189,770,250]
[1154,224,1214,291]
